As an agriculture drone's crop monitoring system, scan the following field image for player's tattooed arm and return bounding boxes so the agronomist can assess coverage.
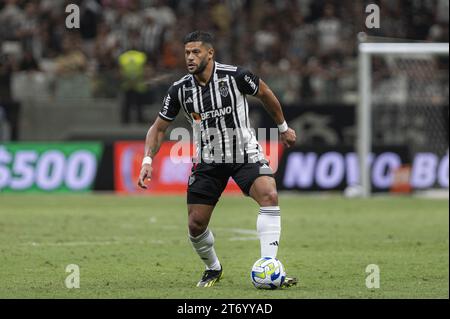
[256,79,296,148]
[256,79,285,124]
[145,117,170,157]
[138,117,171,189]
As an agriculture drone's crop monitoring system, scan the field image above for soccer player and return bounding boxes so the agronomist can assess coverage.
[138,31,297,288]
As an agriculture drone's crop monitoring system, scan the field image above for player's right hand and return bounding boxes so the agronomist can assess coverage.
[280,127,296,148]
[138,164,153,189]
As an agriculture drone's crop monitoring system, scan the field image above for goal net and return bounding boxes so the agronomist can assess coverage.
[358,42,449,197]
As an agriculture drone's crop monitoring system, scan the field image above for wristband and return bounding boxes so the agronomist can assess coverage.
[278,121,289,133]
[142,156,152,166]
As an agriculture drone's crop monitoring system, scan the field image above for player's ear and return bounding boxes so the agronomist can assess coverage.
[208,47,214,59]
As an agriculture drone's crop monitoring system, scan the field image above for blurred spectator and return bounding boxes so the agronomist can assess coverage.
[145,0,176,28]
[0,53,20,140]
[119,0,144,32]
[80,0,102,40]
[54,35,88,76]
[435,0,449,24]
[254,22,278,61]
[0,53,16,102]
[16,1,39,54]
[288,12,316,61]
[0,0,25,41]
[316,4,341,54]
[19,51,39,72]
[80,0,102,57]
[141,10,164,58]
[53,34,91,100]
[161,27,185,70]
[0,106,11,141]
[118,49,147,124]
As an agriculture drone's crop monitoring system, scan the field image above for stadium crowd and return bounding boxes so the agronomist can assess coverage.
[0,0,448,126]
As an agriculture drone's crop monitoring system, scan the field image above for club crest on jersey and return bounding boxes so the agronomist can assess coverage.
[219,81,229,97]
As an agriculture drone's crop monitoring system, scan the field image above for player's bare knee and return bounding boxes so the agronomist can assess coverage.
[188,218,207,237]
[260,190,278,206]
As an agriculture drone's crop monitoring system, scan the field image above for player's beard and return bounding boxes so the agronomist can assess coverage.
[189,58,208,75]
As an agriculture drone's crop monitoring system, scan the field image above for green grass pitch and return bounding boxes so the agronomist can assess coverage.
[0,194,448,298]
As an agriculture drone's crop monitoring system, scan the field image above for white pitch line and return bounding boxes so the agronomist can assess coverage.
[215,227,257,235]
[214,227,258,241]
[228,237,259,241]
[22,239,165,247]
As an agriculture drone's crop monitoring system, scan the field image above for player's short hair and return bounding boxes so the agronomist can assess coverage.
[183,31,214,48]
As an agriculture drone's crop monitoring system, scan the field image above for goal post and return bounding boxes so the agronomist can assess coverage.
[358,42,449,197]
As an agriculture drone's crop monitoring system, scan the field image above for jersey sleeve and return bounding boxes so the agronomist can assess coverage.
[158,85,181,122]
[235,67,260,96]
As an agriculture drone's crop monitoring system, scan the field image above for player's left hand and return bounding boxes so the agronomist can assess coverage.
[280,128,296,148]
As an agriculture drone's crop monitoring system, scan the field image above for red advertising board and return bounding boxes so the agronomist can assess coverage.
[114,141,283,194]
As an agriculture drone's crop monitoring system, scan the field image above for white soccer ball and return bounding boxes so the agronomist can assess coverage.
[250,257,286,289]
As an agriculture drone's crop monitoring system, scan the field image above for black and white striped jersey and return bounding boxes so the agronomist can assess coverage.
[159,61,265,163]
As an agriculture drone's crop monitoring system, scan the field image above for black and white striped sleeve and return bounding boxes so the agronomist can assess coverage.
[235,67,260,96]
[159,85,181,122]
